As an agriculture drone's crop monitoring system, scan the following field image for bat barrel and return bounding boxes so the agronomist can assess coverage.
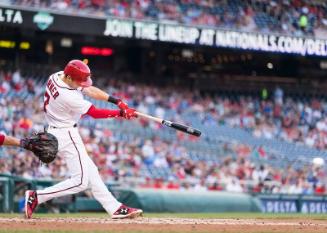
[171,122,201,137]
[136,112,201,137]
[162,120,201,137]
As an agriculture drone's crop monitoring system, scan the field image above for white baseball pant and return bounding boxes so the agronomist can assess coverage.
[36,126,121,215]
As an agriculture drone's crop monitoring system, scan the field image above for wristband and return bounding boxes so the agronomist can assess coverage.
[0,134,4,146]
[108,95,120,104]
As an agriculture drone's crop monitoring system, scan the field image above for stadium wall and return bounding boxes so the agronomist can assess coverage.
[73,189,261,213]
[2,175,327,213]
[112,188,261,213]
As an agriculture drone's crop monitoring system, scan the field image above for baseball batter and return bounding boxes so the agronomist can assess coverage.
[25,60,143,219]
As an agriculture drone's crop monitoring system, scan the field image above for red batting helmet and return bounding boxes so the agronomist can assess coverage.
[64,60,92,87]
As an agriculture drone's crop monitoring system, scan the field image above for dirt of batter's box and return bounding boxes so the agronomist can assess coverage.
[0,217,327,233]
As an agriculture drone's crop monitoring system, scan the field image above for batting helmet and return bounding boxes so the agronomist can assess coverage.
[64,60,92,87]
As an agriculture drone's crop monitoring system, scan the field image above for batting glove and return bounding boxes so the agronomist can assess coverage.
[117,100,129,110]
[120,108,137,119]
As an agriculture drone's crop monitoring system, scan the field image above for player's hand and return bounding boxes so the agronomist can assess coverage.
[120,108,137,119]
[117,100,128,110]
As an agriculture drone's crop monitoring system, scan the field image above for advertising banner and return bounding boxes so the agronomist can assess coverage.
[259,195,327,213]
[1,5,327,56]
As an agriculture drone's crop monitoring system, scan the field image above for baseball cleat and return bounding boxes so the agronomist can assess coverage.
[112,204,143,219]
[25,190,38,219]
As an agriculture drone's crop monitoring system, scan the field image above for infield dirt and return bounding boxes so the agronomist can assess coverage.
[1,217,327,233]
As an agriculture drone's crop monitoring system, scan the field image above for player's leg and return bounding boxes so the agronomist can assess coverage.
[37,129,90,202]
[85,155,121,214]
[86,156,143,218]
[36,151,89,203]
[25,128,90,218]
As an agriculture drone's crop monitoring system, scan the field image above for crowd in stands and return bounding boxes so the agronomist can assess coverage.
[7,0,327,38]
[0,69,327,195]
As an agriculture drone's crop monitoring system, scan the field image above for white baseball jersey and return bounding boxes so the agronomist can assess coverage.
[44,71,92,128]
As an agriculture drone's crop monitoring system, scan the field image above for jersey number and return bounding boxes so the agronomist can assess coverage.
[44,91,50,112]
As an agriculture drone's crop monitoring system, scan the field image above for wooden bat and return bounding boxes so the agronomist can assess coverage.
[136,111,201,137]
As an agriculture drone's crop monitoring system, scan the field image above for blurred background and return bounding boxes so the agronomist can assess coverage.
[1,0,327,214]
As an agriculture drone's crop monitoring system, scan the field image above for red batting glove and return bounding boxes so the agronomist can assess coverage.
[117,100,129,110]
[120,108,137,119]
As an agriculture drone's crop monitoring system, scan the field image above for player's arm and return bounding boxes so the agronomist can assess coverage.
[0,134,21,147]
[82,86,109,101]
[85,105,136,120]
[82,86,128,110]
[66,95,136,120]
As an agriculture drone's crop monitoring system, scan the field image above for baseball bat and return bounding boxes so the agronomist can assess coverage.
[135,111,201,137]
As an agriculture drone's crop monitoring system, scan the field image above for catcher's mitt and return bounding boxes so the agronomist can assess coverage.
[21,132,58,164]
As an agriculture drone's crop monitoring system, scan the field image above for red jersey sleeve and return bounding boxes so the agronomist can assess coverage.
[86,105,121,119]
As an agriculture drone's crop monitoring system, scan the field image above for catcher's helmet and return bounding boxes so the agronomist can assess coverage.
[64,59,92,87]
